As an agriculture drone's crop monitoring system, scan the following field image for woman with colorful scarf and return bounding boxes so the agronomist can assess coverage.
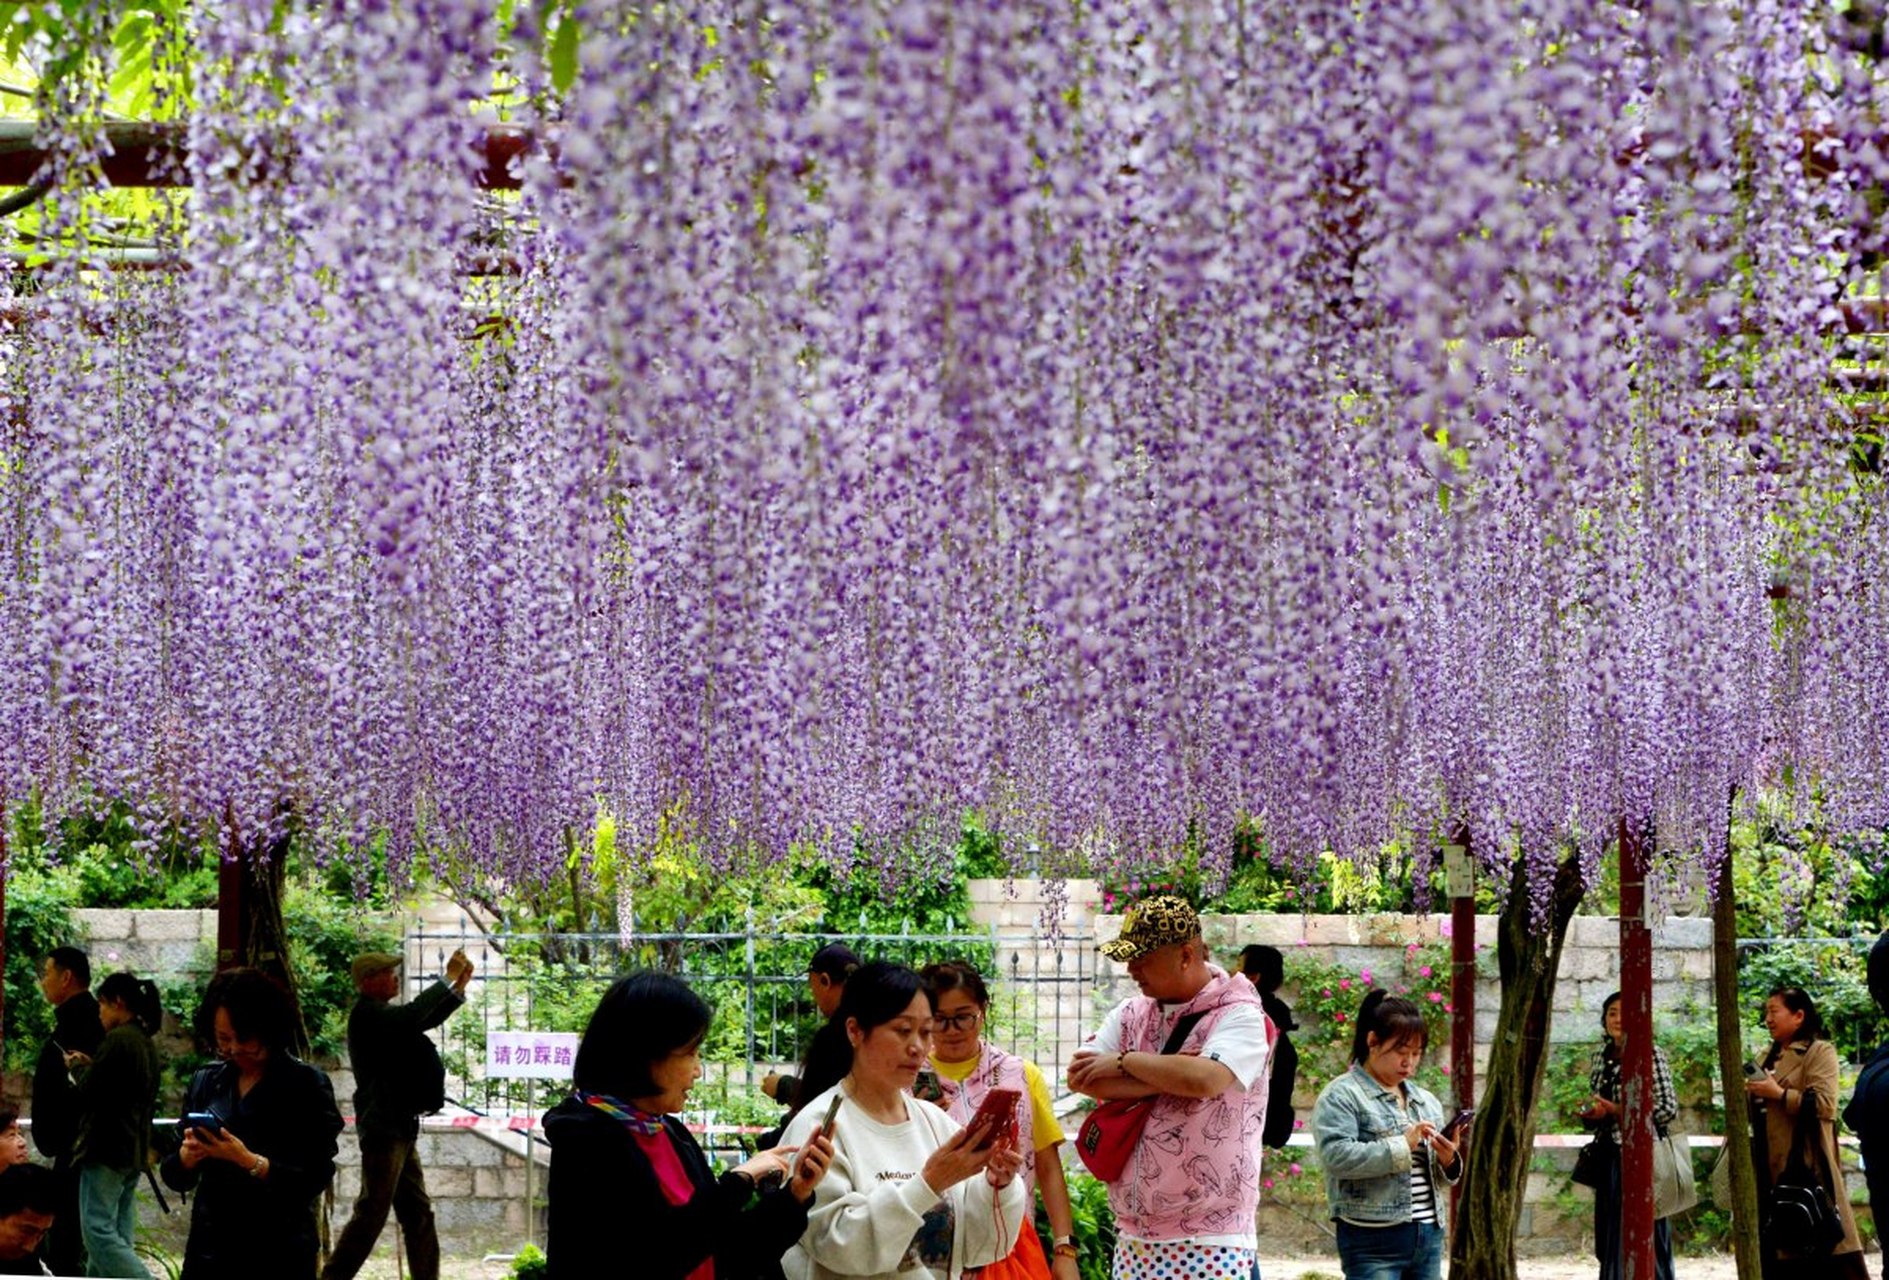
[918,961,1077,1280]
[544,973,835,1280]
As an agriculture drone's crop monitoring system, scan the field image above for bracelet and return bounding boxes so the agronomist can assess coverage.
[247,1155,266,1179]
[1054,1242,1079,1259]
[1117,1051,1129,1077]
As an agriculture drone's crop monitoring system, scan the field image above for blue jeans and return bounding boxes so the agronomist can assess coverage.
[77,1162,151,1279]
[1335,1220,1444,1280]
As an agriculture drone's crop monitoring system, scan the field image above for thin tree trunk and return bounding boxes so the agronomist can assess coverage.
[1714,803,1763,1280]
[1448,847,1588,1280]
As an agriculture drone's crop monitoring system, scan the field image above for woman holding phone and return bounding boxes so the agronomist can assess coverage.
[781,961,1028,1280]
[1579,991,1679,1280]
[1311,989,1462,1280]
[919,960,1078,1280]
[69,972,164,1278]
[159,968,344,1280]
[1745,986,1868,1279]
[544,972,835,1280]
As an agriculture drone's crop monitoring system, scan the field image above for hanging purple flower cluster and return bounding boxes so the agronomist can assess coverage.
[1,0,1885,900]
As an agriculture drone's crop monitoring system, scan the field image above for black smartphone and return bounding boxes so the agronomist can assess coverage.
[184,1111,223,1136]
[1440,1108,1474,1143]
[794,1092,843,1176]
[912,1067,943,1104]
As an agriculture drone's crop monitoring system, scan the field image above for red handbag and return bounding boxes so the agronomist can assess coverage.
[1074,1011,1207,1181]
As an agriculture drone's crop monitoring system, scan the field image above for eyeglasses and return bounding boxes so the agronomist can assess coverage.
[933,1011,982,1032]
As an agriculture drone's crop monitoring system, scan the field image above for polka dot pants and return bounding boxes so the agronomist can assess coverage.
[1112,1239,1255,1280]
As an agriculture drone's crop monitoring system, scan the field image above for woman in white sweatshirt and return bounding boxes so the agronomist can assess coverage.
[780,961,1028,1280]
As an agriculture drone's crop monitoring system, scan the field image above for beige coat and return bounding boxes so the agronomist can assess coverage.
[1756,1038,1864,1259]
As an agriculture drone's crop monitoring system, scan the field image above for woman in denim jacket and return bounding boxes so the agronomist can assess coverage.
[1312,991,1463,1280]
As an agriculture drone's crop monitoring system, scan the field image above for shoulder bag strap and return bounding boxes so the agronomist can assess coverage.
[1159,1011,1209,1055]
[1787,1086,1833,1190]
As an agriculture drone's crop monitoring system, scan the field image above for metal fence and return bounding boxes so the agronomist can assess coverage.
[404,916,1103,1147]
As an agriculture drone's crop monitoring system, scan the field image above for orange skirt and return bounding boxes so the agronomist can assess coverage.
[972,1221,1053,1280]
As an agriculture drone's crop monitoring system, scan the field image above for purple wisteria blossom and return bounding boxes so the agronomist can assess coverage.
[0,0,1883,903]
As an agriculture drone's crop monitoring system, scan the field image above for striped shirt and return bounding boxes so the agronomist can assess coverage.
[1410,1156,1438,1223]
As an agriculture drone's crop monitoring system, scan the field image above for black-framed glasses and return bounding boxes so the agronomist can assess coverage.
[934,1011,982,1032]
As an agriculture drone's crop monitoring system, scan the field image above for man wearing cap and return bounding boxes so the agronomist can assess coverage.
[1068,896,1273,1280]
[321,948,473,1280]
[762,943,860,1109]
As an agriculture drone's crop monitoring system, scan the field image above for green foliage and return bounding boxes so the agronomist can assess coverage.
[281,880,400,1062]
[1,859,77,1074]
[1036,1165,1115,1280]
[508,1243,547,1280]
[1282,941,1465,1104]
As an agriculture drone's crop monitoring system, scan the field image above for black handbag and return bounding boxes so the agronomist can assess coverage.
[1572,1134,1611,1188]
[1764,1086,1846,1258]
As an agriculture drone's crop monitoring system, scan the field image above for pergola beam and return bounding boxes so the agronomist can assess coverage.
[0,119,537,190]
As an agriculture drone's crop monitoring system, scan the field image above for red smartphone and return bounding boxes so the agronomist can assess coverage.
[967,1088,1021,1148]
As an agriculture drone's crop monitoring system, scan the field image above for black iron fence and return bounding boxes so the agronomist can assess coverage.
[403,914,1102,1148]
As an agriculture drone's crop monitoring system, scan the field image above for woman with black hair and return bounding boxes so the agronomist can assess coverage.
[544,971,835,1280]
[780,961,1027,1280]
[159,968,343,1280]
[1746,986,1868,1278]
[69,972,164,1278]
[919,959,1076,1280]
[1310,989,1462,1280]
[1579,991,1677,1280]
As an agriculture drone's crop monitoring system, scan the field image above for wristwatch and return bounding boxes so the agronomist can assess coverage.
[1052,1235,1077,1259]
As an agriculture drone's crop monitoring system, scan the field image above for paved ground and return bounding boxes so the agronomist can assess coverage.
[352,1251,1815,1279]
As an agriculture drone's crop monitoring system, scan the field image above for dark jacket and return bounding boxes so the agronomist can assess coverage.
[543,1096,810,1280]
[346,979,463,1140]
[1258,991,1299,1150]
[159,1057,343,1280]
[1846,1041,1889,1215]
[0,1253,48,1275]
[74,1022,162,1171]
[31,991,103,1162]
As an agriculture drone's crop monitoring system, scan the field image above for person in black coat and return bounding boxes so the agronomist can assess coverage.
[32,946,103,1276]
[1239,944,1300,1149]
[544,972,836,1280]
[160,969,344,1280]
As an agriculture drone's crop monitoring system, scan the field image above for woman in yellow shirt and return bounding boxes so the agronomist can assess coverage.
[919,961,1079,1280]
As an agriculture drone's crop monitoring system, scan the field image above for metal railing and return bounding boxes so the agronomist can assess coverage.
[403,915,1102,1146]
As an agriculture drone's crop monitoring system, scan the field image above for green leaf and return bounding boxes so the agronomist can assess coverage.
[548,13,579,94]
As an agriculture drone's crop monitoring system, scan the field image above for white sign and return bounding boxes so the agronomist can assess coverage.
[1443,844,1473,899]
[486,1031,580,1080]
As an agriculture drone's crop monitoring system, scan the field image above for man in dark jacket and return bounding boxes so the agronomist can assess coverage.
[320,948,473,1280]
[31,946,101,1277]
[1845,930,1889,1217]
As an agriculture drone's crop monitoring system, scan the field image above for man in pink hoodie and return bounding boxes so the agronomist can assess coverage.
[1069,896,1272,1280]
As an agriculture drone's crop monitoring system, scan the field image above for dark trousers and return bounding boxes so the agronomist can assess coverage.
[321,1134,438,1280]
[44,1157,86,1277]
[1595,1146,1675,1280]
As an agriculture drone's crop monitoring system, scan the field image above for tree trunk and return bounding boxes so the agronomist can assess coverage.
[1714,813,1763,1280]
[217,809,310,1056]
[1447,847,1588,1280]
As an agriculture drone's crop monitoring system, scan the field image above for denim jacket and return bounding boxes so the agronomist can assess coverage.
[1311,1063,1461,1227]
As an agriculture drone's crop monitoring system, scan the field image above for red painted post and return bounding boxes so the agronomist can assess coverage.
[1618,819,1657,1280]
[1446,825,1475,1223]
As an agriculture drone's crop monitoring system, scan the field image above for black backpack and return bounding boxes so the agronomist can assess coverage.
[403,1032,448,1116]
[1763,1085,1845,1258]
